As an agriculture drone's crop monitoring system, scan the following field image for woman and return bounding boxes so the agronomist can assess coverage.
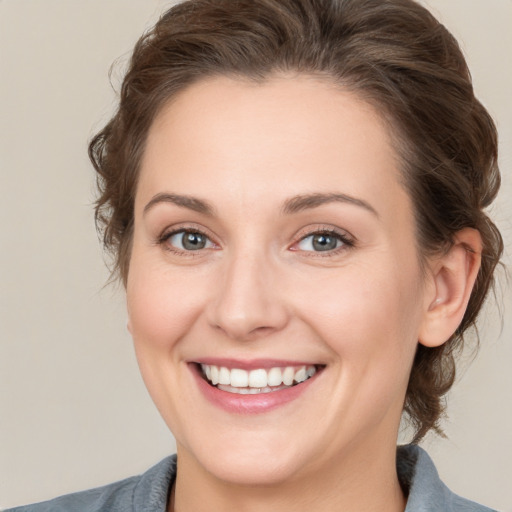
[6,0,505,510]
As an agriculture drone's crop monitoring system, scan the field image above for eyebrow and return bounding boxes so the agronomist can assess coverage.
[143,193,216,216]
[143,191,378,218]
[282,193,379,217]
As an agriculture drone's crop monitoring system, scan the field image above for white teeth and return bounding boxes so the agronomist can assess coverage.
[218,384,289,394]
[282,366,295,386]
[200,363,318,392]
[248,369,267,388]
[210,365,219,385]
[230,368,249,387]
[218,367,230,385]
[295,367,307,383]
[267,367,282,386]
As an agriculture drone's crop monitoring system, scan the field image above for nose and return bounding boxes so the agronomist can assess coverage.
[206,250,289,341]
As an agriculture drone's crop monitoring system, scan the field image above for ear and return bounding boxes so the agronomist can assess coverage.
[419,228,482,348]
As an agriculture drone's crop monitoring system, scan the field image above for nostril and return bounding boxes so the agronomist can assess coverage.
[211,321,279,342]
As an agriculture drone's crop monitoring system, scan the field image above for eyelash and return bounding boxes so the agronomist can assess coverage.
[157,226,215,257]
[291,228,355,256]
[157,226,355,257]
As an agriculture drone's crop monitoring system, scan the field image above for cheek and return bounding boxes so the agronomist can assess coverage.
[126,256,204,353]
[125,256,208,434]
[296,256,424,363]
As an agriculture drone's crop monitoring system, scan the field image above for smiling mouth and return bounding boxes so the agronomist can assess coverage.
[199,363,322,395]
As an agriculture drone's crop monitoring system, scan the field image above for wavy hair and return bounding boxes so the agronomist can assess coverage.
[89,0,503,441]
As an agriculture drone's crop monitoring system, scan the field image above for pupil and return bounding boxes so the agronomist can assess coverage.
[312,234,337,251]
[183,232,206,250]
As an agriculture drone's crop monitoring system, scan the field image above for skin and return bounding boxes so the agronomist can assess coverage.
[126,75,481,512]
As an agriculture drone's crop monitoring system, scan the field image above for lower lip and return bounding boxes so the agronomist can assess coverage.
[190,364,321,414]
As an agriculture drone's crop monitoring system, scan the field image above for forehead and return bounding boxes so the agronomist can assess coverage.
[137,74,409,219]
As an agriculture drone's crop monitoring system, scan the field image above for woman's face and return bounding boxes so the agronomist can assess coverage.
[127,75,432,485]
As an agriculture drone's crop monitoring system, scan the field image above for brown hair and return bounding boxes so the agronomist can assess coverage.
[89,0,503,442]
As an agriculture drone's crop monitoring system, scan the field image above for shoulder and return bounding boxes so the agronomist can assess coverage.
[4,455,177,512]
[398,444,498,512]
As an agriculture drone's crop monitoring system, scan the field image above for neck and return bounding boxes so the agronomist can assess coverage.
[170,441,406,512]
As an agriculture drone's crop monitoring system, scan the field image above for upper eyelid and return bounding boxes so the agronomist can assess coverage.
[293,225,355,243]
[158,228,218,256]
[287,228,356,257]
[159,223,215,241]
[156,225,217,251]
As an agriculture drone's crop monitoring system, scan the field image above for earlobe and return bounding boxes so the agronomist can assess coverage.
[419,228,482,348]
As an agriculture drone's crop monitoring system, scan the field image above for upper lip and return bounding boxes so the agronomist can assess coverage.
[191,358,324,370]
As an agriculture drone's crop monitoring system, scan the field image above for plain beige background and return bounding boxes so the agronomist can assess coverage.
[1,0,511,510]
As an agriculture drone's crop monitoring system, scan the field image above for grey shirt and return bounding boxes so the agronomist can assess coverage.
[6,445,497,511]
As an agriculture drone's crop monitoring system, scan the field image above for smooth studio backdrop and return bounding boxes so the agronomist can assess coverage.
[1,0,511,510]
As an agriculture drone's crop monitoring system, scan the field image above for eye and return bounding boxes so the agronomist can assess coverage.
[166,230,215,251]
[296,231,350,252]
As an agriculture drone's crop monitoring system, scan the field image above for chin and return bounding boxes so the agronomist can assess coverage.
[202,453,303,486]
[179,431,311,486]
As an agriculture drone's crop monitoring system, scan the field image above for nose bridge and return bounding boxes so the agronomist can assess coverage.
[208,244,288,340]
